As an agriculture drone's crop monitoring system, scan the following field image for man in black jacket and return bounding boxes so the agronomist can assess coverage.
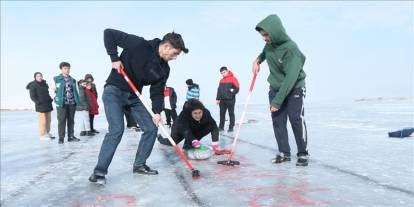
[90,28,188,184]
[216,66,240,132]
[157,99,225,155]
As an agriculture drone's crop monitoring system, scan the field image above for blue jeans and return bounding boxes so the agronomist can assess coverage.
[94,85,158,175]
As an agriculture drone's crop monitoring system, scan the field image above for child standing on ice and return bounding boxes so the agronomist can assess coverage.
[76,80,94,137]
[85,81,99,133]
[84,74,99,134]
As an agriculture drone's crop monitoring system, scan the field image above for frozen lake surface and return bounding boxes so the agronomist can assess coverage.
[1,100,413,206]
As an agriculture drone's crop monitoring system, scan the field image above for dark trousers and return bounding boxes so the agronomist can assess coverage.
[89,114,95,130]
[124,105,138,127]
[164,108,177,125]
[159,125,219,149]
[57,104,76,139]
[219,99,235,130]
[269,87,308,157]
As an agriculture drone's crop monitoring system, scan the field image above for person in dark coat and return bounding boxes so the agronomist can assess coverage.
[26,72,55,140]
[157,99,225,155]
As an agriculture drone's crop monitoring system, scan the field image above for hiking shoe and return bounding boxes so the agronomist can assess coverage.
[296,155,309,166]
[68,136,80,142]
[89,173,106,184]
[133,164,158,175]
[272,153,291,164]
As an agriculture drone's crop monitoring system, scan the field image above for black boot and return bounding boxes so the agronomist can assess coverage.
[133,164,158,175]
[58,138,64,144]
[91,129,99,134]
[80,131,87,136]
[89,173,106,184]
[296,156,309,166]
[86,131,95,136]
[68,136,80,142]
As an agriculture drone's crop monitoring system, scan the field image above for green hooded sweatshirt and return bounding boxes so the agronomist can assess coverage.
[256,14,306,108]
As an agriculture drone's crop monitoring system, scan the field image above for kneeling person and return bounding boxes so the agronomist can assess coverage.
[158,99,229,159]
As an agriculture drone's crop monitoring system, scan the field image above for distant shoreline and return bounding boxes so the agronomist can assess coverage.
[354,96,413,102]
[1,109,34,112]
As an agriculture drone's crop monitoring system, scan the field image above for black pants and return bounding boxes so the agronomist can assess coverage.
[57,104,76,139]
[269,87,308,156]
[164,108,177,125]
[124,105,138,127]
[219,99,235,130]
[159,125,219,149]
[89,114,95,131]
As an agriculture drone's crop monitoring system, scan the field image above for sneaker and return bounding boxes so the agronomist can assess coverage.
[89,173,106,184]
[296,155,309,166]
[47,133,56,139]
[272,153,291,164]
[91,129,99,134]
[80,131,87,136]
[133,164,158,175]
[68,136,80,142]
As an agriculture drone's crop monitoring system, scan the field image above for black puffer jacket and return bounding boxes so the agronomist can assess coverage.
[26,80,53,112]
[172,99,219,145]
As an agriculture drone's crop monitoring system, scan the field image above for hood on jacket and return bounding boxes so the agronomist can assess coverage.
[219,71,240,87]
[225,71,234,77]
[256,14,291,46]
[84,74,94,81]
[26,80,46,90]
[182,99,205,117]
[189,83,199,90]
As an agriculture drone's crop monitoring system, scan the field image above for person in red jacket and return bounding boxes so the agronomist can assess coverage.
[85,82,99,134]
[216,66,240,132]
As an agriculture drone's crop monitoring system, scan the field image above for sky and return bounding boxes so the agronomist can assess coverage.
[1,1,413,109]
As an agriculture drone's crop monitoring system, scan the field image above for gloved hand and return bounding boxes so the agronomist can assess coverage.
[211,142,231,155]
[212,142,219,154]
[192,140,201,148]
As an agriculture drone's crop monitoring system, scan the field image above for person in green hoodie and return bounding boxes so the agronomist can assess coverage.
[253,14,308,166]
